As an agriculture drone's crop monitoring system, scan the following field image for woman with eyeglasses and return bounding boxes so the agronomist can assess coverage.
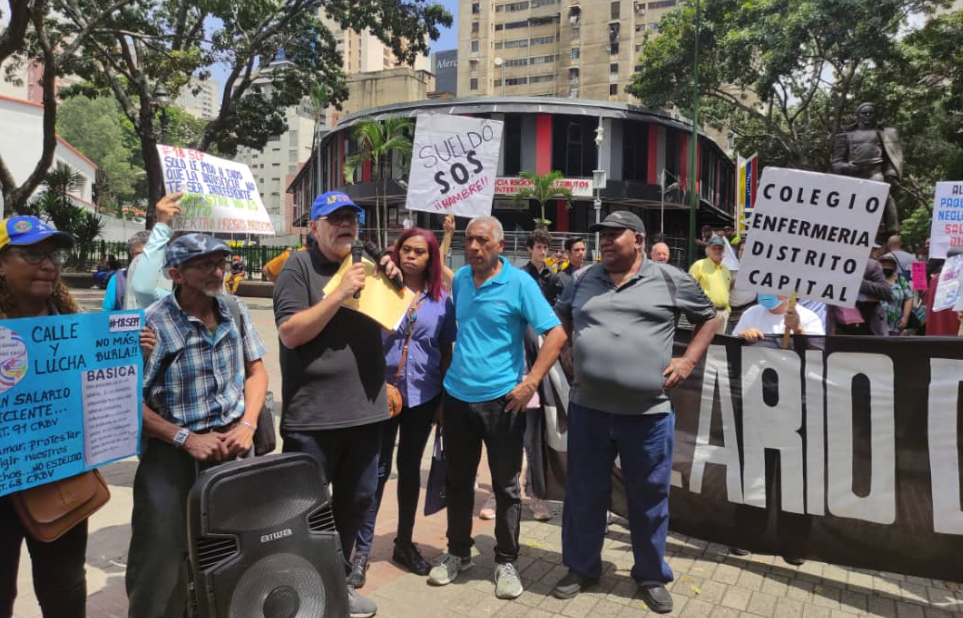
[347,227,456,588]
[0,216,154,618]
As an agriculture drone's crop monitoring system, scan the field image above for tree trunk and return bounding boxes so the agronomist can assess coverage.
[143,132,163,229]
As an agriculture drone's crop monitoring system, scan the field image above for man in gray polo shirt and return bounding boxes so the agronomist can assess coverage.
[552,211,718,613]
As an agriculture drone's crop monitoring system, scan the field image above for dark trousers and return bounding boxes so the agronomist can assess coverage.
[126,439,208,618]
[283,423,383,564]
[0,496,87,618]
[444,391,526,564]
[562,402,675,585]
[355,396,438,557]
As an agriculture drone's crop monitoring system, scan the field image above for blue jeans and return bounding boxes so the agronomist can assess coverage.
[562,402,675,585]
[283,423,383,565]
[354,396,438,557]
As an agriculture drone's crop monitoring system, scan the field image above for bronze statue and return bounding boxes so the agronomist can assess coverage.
[831,102,903,242]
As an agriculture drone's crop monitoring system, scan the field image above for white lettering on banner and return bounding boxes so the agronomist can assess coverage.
[689,345,743,503]
[406,115,503,218]
[741,348,806,514]
[804,351,826,516]
[826,353,896,525]
[735,168,889,307]
[928,359,963,534]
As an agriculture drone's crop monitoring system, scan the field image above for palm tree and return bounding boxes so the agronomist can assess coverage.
[41,162,85,232]
[343,117,414,247]
[513,170,574,230]
[74,210,107,269]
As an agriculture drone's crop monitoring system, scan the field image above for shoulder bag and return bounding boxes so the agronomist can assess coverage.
[11,470,110,542]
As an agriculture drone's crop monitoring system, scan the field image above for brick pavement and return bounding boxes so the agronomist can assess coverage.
[11,288,963,618]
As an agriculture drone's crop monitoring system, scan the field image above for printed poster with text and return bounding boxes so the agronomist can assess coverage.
[929,181,963,259]
[0,311,144,497]
[735,168,888,307]
[405,114,503,218]
[157,145,276,235]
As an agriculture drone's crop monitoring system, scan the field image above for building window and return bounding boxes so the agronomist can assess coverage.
[472,2,480,13]
[571,27,580,39]
[503,1,530,10]
[610,42,619,54]
[505,20,528,29]
[530,35,556,45]
[611,1,621,19]
[571,47,580,59]
[495,23,503,30]
[531,0,559,6]
[495,42,504,49]
[506,76,528,86]
[647,0,675,7]
[494,79,502,87]
[503,115,522,174]
[609,84,619,95]
[505,57,528,67]
[472,22,479,34]
[504,38,529,48]
[531,54,555,64]
[471,40,479,53]
[470,78,479,90]
[531,74,555,83]
[552,116,596,177]
[529,15,556,26]
[622,122,649,181]
[289,165,298,175]
[610,63,619,74]
[635,24,643,32]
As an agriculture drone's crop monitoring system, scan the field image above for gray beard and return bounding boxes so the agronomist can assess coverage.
[202,287,224,299]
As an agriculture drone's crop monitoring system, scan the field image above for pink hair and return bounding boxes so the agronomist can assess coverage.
[391,227,445,301]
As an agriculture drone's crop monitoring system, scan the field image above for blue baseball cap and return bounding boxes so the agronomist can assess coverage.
[0,216,75,251]
[707,236,726,247]
[164,233,231,269]
[311,191,362,221]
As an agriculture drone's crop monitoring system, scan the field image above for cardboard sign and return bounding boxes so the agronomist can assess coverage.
[911,261,928,292]
[405,115,503,217]
[929,181,963,259]
[0,311,144,497]
[735,168,889,307]
[157,145,276,235]
[933,254,963,312]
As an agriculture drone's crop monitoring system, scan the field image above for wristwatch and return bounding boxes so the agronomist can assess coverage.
[173,428,190,449]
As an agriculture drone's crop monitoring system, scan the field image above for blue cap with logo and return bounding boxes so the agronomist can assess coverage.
[707,236,726,247]
[0,216,75,251]
[164,233,231,269]
[311,191,363,221]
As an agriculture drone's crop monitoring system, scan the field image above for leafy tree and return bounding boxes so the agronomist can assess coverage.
[627,0,960,234]
[343,117,414,248]
[0,0,136,212]
[74,210,107,268]
[512,170,574,229]
[56,0,451,226]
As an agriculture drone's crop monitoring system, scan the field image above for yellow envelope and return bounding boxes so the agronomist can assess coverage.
[322,255,415,330]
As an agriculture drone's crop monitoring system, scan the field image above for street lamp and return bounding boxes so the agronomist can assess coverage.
[152,84,171,144]
[593,118,605,259]
[493,57,505,96]
[660,169,681,236]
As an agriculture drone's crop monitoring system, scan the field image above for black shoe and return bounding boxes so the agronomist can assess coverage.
[783,556,805,566]
[347,555,369,589]
[392,539,431,576]
[729,547,751,556]
[552,570,598,599]
[639,584,674,614]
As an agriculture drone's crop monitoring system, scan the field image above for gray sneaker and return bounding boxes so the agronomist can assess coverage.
[428,553,473,586]
[347,585,377,618]
[494,563,524,599]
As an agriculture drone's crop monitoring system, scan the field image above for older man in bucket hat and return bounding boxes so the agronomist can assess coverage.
[127,233,268,618]
[552,211,718,612]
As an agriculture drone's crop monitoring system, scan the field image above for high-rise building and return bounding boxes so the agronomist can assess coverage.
[458,0,680,101]
[431,49,459,96]
[174,77,220,120]
[319,11,430,75]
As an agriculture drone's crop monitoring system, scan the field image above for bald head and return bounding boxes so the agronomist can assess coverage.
[650,242,670,263]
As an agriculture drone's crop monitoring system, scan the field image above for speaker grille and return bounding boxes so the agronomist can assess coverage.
[307,505,336,533]
[196,537,239,571]
[228,553,326,618]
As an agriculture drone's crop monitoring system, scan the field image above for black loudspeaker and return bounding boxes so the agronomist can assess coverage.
[187,453,349,618]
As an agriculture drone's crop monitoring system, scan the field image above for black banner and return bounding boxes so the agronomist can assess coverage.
[539,334,963,581]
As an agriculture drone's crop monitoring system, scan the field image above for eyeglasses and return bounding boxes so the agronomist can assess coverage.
[184,258,231,274]
[320,212,360,226]
[11,248,69,265]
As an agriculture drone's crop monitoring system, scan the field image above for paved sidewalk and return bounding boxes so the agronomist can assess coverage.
[11,288,963,618]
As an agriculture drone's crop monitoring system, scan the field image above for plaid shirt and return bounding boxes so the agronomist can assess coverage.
[143,293,266,432]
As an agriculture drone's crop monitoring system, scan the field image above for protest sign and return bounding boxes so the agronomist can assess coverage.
[929,181,963,259]
[322,255,415,330]
[722,238,740,271]
[0,311,144,497]
[735,168,888,307]
[911,261,928,291]
[405,114,503,217]
[932,254,963,312]
[157,145,275,235]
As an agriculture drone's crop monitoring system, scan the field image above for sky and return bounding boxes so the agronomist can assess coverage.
[431,0,460,54]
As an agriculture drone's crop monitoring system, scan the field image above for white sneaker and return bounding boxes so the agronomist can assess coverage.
[479,494,496,520]
[494,563,524,599]
[529,498,552,521]
[428,553,473,586]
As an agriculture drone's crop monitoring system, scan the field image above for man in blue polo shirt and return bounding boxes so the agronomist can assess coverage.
[428,216,566,600]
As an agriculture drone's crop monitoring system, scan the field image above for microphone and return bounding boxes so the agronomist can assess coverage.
[363,241,404,291]
[351,240,364,299]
